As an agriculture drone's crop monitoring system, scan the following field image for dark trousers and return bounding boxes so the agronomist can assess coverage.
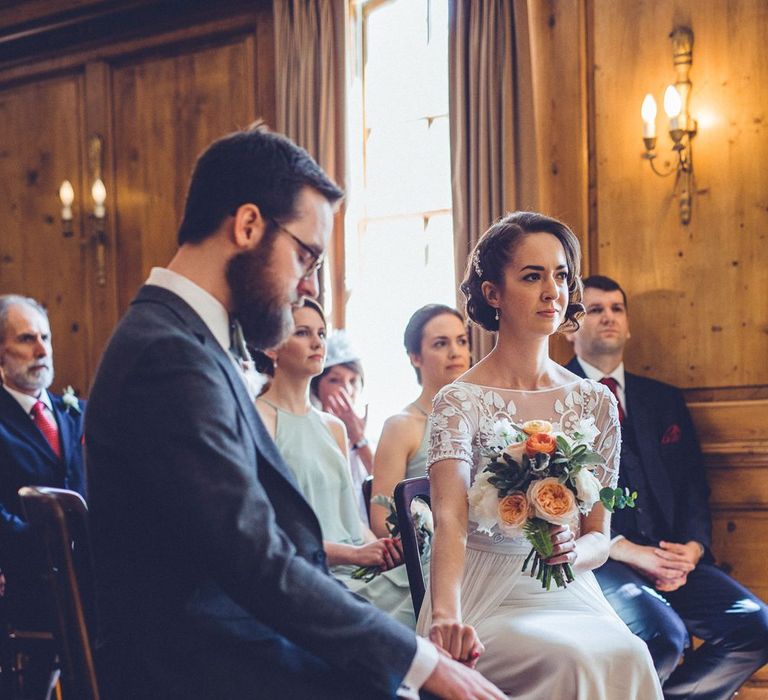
[596,558,768,699]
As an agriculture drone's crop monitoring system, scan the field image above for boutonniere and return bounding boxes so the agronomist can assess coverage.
[62,386,82,415]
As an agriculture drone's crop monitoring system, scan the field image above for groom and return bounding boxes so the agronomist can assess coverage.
[86,125,503,700]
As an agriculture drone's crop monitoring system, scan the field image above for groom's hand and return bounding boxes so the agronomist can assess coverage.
[422,651,506,699]
[611,539,693,583]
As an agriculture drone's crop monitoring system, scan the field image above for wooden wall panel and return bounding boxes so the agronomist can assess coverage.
[590,0,768,391]
[111,36,259,312]
[0,73,92,395]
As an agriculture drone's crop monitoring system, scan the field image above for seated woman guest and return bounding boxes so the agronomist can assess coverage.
[311,330,372,522]
[256,299,416,627]
[370,304,470,538]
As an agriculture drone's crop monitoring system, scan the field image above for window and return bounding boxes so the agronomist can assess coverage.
[345,0,455,441]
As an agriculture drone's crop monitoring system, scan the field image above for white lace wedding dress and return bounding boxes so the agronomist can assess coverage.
[416,379,662,699]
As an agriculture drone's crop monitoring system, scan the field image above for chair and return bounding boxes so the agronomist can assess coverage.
[18,487,99,700]
[393,476,431,617]
[361,475,373,524]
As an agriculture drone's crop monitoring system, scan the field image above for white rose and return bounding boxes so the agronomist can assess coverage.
[575,416,600,446]
[468,470,501,534]
[572,468,602,513]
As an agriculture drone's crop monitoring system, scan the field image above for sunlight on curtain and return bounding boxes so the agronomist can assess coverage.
[345,0,455,443]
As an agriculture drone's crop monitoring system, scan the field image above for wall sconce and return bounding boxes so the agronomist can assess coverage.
[57,134,109,285]
[641,26,697,225]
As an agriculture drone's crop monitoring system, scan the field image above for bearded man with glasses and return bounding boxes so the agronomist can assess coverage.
[86,124,503,700]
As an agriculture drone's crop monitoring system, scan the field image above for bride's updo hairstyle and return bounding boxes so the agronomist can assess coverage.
[461,211,584,333]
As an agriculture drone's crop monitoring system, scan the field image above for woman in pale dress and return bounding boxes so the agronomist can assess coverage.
[370,305,470,538]
[417,211,662,698]
[311,331,372,523]
[256,299,416,627]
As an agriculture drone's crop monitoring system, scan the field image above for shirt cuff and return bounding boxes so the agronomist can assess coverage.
[397,636,439,699]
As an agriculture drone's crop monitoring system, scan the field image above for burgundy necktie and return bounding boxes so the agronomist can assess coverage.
[31,400,62,459]
[599,377,625,425]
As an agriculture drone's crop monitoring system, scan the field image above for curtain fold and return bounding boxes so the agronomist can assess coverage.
[273,0,346,323]
[449,0,541,360]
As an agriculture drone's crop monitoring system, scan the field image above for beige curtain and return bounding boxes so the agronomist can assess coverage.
[449,0,541,360]
[273,0,346,325]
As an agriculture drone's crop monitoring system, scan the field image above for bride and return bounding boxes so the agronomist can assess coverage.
[416,211,662,698]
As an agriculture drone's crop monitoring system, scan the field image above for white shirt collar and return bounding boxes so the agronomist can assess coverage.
[3,384,52,417]
[145,267,231,353]
[575,357,625,390]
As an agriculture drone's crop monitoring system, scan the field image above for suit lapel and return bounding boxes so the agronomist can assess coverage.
[0,388,60,465]
[624,373,675,529]
[51,395,74,468]
[134,286,302,491]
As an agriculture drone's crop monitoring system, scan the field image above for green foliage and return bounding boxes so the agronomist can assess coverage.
[599,486,638,513]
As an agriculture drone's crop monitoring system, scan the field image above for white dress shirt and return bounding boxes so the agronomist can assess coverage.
[3,384,53,417]
[144,268,438,695]
[574,357,627,416]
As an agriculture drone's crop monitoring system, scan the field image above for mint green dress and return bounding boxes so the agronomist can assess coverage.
[263,402,416,628]
[404,420,429,479]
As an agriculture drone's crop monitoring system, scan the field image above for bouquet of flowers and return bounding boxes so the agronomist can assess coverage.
[468,417,635,590]
[351,494,433,582]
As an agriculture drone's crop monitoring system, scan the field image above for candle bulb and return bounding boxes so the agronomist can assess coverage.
[664,85,682,132]
[59,180,74,221]
[641,94,657,139]
[92,178,107,219]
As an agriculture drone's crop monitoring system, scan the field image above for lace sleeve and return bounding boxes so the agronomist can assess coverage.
[590,383,622,489]
[426,384,479,472]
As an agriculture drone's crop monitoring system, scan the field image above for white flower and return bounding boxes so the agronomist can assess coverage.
[467,469,501,534]
[492,418,516,445]
[62,386,81,414]
[411,499,434,535]
[575,416,600,446]
[572,468,602,513]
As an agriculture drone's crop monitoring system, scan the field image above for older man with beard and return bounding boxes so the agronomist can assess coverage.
[0,295,87,618]
[85,125,504,700]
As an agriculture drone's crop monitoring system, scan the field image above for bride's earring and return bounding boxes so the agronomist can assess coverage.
[494,308,500,321]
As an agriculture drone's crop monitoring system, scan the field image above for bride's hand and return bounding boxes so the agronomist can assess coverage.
[429,620,485,668]
[545,524,577,566]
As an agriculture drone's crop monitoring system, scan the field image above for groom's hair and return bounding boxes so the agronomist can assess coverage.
[177,122,343,246]
[461,211,584,333]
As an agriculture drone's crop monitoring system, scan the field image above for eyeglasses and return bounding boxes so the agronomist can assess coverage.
[271,219,325,280]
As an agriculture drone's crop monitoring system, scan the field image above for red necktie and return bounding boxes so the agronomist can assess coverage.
[599,377,625,425]
[31,400,62,459]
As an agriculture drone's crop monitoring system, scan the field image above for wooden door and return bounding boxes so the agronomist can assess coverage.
[0,73,92,396]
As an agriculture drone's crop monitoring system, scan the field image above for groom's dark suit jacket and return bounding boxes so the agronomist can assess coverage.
[0,387,86,579]
[566,357,711,551]
[86,286,415,698]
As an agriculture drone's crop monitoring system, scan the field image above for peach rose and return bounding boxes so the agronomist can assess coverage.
[503,440,527,464]
[497,492,529,535]
[522,420,553,436]
[525,432,557,457]
[527,477,577,525]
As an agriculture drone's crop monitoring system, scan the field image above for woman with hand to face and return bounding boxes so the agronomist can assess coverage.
[311,331,372,522]
[370,305,470,539]
[418,212,662,698]
[256,299,416,626]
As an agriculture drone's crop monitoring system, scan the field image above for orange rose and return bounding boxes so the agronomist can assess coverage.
[497,492,529,530]
[525,432,557,457]
[527,477,577,525]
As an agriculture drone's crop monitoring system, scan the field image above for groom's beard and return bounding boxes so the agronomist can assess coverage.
[226,241,295,350]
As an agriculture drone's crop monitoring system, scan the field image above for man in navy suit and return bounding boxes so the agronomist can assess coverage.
[566,274,768,699]
[86,125,503,700]
[0,295,87,624]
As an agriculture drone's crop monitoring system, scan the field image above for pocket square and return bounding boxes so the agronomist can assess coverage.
[661,423,681,445]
